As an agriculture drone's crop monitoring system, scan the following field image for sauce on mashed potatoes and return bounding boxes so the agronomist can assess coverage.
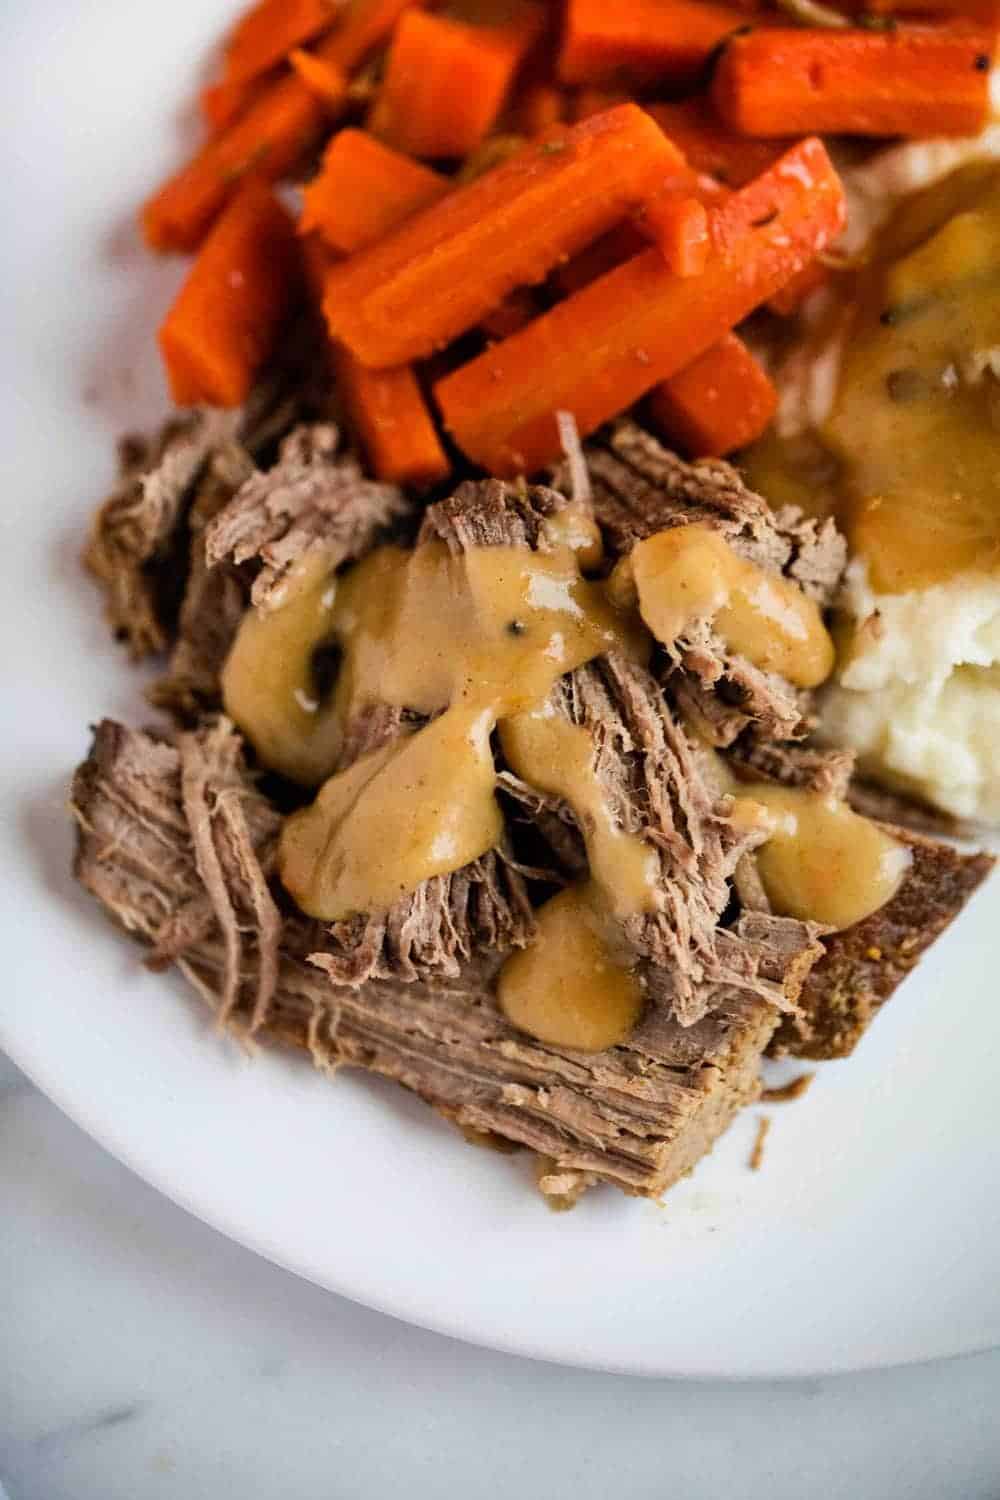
[743,142,1000,821]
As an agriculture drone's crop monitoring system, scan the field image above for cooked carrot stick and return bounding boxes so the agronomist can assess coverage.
[323,104,684,367]
[646,333,777,455]
[855,0,1000,20]
[767,258,829,315]
[644,98,789,188]
[642,193,710,276]
[558,0,750,88]
[333,344,450,485]
[288,48,349,107]
[143,3,424,251]
[712,25,994,137]
[224,0,338,85]
[369,6,545,158]
[323,0,430,72]
[433,137,845,475]
[143,74,327,251]
[158,179,301,407]
[301,130,449,252]
[200,73,269,132]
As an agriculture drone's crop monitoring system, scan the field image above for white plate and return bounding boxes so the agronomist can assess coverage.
[2,0,999,1381]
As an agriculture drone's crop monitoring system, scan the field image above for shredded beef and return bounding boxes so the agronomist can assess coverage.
[772,830,994,1059]
[206,423,410,612]
[70,718,783,1200]
[727,736,856,800]
[560,422,846,746]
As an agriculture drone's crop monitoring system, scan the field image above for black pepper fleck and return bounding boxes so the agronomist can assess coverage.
[975,53,990,70]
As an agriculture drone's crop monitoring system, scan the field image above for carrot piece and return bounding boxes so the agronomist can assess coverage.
[142,3,423,252]
[200,73,269,132]
[712,25,994,138]
[433,137,845,475]
[142,73,327,251]
[767,258,829,315]
[301,130,449,252]
[642,193,710,276]
[158,179,301,408]
[644,98,789,188]
[646,333,777,455]
[558,0,749,88]
[510,81,567,134]
[288,48,349,107]
[323,104,685,367]
[369,7,545,158]
[333,344,450,485]
[322,0,430,73]
[223,0,338,85]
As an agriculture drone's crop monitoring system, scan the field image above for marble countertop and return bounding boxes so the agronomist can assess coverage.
[3,1049,999,1500]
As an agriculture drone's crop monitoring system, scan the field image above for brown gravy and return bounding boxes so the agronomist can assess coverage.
[743,162,1000,593]
[222,512,895,1052]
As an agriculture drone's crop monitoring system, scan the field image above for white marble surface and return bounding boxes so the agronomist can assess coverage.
[2,1052,1000,1500]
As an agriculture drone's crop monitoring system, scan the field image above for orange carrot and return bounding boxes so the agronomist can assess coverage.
[200,73,269,132]
[767,258,829,315]
[142,2,424,252]
[712,25,994,137]
[853,0,1000,20]
[558,0,750,88]
[158,179,301,407]
[646,333,777,455]
[301,129,449,251]
[288,47,349,107]
[223,0,338,85]
[642,193,710,276]
[323,104,685,367]
[369,6,545,158]
[433,137,845,475]
[143,74,326,251]
[333,344,450,485]
[644,98,789,188]
[322,0,430,73]
[510,81,567,134]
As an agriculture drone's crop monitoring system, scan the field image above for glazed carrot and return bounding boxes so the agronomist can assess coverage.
[200,73,269,132]
[143,2,424,252]
[433,137,845,475]
[158,179,301,408]
[767,258,829,315]
[301,130,449,252]
[646,333,777,455]
[288,47,349,107]
[323,0,430,72]
[712,26,994,137]
[369,6,546,157]
[224,0,338,85]
[333,344,450,485]
[558,0,749,88]
[143,73,326,251]
[643,193,710,276]
[644,99,788,188]
[323,104,684,367]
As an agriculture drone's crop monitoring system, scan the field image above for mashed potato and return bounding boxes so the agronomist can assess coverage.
[822,563,1000,820]
[758,132,1000,822]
